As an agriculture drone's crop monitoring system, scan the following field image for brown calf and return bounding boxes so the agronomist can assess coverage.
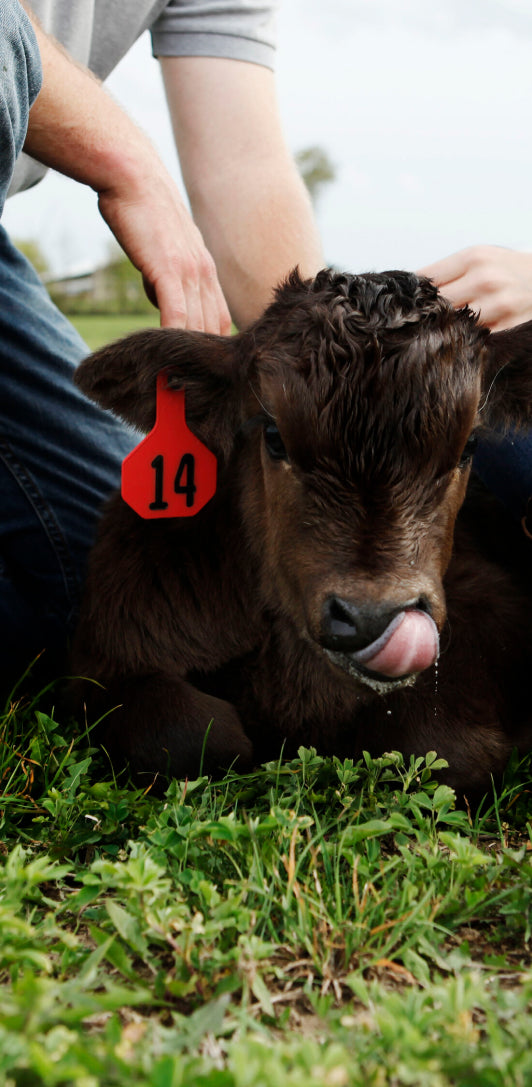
[72,269,532,795]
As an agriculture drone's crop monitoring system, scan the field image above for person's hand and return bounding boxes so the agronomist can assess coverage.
[98,164,232,332]
[418,245,532,331]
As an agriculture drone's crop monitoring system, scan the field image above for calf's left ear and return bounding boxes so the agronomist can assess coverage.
[482,319,532,429]
[75,328,246,458]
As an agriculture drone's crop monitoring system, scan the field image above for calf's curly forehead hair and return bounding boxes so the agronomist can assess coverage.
[251,269,487,486]
[257,267,486,364]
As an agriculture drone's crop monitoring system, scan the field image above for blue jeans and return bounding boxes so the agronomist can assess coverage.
[0,228,135,692]
[0,2,134,693]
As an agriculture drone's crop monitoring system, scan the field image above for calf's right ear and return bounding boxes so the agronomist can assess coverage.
[75,328,246,459]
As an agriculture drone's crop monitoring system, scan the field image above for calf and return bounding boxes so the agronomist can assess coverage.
[72,269,532,795]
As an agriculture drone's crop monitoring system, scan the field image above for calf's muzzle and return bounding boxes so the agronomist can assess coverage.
[320,595,440,681]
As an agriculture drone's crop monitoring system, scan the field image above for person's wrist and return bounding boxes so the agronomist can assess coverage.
[91,132,155,201]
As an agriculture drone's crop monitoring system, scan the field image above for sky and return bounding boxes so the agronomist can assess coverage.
[4,0,532,278]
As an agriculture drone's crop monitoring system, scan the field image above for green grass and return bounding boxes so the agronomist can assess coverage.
[70,313,160,351]
[1,695,531,1085]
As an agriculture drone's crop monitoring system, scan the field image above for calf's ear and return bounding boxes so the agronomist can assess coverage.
[75,328,246,458]
[481,319,532,429]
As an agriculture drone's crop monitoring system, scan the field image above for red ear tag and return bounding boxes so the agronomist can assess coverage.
[121,372,217,518]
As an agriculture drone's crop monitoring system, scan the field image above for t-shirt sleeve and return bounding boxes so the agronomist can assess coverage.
[150,0,277,69]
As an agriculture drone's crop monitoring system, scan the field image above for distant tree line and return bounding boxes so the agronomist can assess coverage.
[294,145,335,205]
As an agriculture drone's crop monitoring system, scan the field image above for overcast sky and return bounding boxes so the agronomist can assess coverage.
[4,0,532,277]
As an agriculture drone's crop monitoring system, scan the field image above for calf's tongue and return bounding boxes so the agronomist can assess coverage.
[355,609,439,678]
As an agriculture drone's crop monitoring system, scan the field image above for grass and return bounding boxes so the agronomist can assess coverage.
[1,694,532,1085]
[70,313,160,351]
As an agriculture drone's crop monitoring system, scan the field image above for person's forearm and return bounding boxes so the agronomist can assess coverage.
[161,57,323,328]
[18,5,231,331]
[21,7,153,198]
[186,153,322,328]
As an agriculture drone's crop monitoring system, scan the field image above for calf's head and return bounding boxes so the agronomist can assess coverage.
[76,269,532,693]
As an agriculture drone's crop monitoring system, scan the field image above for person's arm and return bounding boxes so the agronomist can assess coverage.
[19,4,230,332]
[418,245,532,332]
[160,56,324,329]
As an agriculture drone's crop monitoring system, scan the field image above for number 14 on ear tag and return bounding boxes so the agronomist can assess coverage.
[121,372,217,518]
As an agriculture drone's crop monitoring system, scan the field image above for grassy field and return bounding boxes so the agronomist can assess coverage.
[1,690,532,1086]
[70,313,160,352]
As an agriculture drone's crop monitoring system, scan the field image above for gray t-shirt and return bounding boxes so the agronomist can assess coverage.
[10,0,277,195]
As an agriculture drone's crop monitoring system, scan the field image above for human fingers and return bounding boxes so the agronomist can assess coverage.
[153,253,231,333]
[424,277,526,332]
[422,271,514,329]
[430,273,474,310]
[462,248,532,329]
[195,263,232,336]
[417,247,476,288]
[420,247,532,330]
[465,292,531,332]
[171,246,229,333]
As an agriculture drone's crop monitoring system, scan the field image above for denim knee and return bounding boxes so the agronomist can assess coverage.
[0,227,135,690]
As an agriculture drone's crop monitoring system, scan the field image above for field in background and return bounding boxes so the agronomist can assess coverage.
[71,312,160,351]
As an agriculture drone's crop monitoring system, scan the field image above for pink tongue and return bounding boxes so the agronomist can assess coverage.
[360,610,439,678]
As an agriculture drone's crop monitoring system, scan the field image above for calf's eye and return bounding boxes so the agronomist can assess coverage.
[459,433,478,469]
[263,422,288,461]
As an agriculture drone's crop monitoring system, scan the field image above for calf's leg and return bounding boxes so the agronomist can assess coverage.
[78,674,253,786]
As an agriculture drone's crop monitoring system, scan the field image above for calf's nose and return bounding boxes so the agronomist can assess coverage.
[320,596,409,653]
[319,594,439,679]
